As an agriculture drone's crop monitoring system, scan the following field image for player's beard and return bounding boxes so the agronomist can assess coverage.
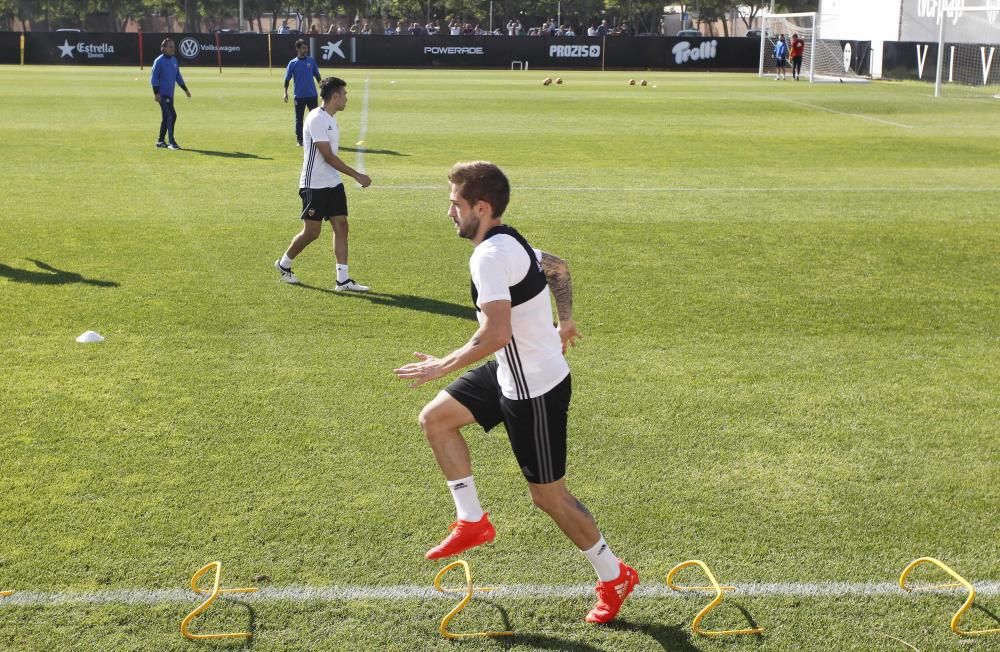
[457,215,479,240]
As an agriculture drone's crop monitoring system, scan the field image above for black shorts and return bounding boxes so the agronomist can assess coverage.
[299,184,348,221]
[445,360,571,485]
[776,56,788,66]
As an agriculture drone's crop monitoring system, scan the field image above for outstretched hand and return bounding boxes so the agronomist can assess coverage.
[558,320,581,354]
[394,352,446,388]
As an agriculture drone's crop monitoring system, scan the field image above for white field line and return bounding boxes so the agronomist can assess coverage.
[354,77,370,181]
[774,98,914,129]
[371,185,999,193]
[2,582,998,607]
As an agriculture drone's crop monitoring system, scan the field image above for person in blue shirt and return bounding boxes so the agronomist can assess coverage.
[150,38,191,150]
[774,34,789,80]
[283,39,323,146]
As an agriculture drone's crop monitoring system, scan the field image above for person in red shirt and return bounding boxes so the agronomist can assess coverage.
[790,33,806,81]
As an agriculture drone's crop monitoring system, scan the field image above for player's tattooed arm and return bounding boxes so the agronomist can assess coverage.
[540,252,573,322]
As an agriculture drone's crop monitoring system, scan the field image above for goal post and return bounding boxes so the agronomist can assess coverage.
[933,5,1000,98]
[760,11,868,82]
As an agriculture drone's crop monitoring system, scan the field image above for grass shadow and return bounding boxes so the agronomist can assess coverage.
[296,285,475,321]
[971,601,1000,628]
[187,599,257,649]
[0,259,118,287]
[184,149,272,160]
[608,618,704,651]
[340,146,409,157]
[477,602,605,652]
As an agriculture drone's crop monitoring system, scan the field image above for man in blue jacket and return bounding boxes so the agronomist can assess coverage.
[150,38,191,150]
[283,39,323,146]
[774,34,789,80]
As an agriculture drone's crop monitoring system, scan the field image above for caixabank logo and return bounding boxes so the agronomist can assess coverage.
[57,39,115,59]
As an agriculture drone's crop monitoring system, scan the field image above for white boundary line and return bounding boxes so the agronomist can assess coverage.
[2,582,998,607]
[354,77,370,181]
[370,185,999,193]
[774,98,914,129]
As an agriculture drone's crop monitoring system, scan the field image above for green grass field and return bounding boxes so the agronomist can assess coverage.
[0,65,998,651]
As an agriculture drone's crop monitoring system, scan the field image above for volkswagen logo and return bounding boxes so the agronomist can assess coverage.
[842,42,852,73]
[178,37,200,59]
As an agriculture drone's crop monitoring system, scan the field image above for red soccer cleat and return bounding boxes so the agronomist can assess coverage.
[425,513,496,560]
[585,561,640,624]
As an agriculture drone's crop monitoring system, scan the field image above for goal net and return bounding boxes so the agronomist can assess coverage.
[934,5,1000,98]
[759,12,868,82]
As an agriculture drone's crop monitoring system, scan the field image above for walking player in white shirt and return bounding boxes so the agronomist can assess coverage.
[275,77,372,291]
[394,161,638,625]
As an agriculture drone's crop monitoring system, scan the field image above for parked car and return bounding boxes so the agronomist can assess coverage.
[746,28,762,38]
[676,29,702,37]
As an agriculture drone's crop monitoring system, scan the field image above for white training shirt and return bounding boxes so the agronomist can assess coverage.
[300,107,342,189]
[471,234,569,400]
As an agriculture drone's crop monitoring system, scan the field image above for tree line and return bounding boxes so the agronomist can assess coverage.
[1,0,816,39]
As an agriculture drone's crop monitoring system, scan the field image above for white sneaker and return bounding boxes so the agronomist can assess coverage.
[334,278,369,292]
[274,260,299,284]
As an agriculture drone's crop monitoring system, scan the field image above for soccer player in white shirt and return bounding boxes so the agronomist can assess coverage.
[394,161,638,624]
[275,77,372,291]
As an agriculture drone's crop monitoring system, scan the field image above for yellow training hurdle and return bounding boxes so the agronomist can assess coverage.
[900,557,999,637]
[667,559,764,637]
[180,561,258,641]
[433,560,513,640]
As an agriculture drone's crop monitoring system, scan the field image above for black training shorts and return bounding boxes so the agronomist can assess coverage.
[445,360,571,485]
[299,184,348,221]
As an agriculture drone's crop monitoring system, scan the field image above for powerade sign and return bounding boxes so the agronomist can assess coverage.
[423,46,483,55]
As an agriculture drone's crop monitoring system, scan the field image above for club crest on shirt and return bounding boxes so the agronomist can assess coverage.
[307,208,316,217]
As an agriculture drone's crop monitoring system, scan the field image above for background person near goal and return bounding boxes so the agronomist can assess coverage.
[393,161,639,625]
[774,34,789,80]
[790,33,805,81]
[274,77,372,291]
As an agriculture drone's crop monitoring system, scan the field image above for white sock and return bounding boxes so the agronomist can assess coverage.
[581,535,620,582]
[336,264,349,283]
[279,253,294,269]
[447,476,484,522]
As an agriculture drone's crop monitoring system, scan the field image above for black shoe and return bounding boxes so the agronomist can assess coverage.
[167,142,182,150]
[296,140,303,147]
[156,141,167,148]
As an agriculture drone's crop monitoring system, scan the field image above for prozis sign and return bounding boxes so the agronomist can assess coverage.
[57,38,115,59]
[549,44,601,58]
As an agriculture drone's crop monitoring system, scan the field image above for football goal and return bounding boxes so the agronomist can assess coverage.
[758,11,868,82]
[933,5,1000,98]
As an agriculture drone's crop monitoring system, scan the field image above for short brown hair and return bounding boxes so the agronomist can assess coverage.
[160,38,174,50]
[448,161,510,218]
[320,77,346,101]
